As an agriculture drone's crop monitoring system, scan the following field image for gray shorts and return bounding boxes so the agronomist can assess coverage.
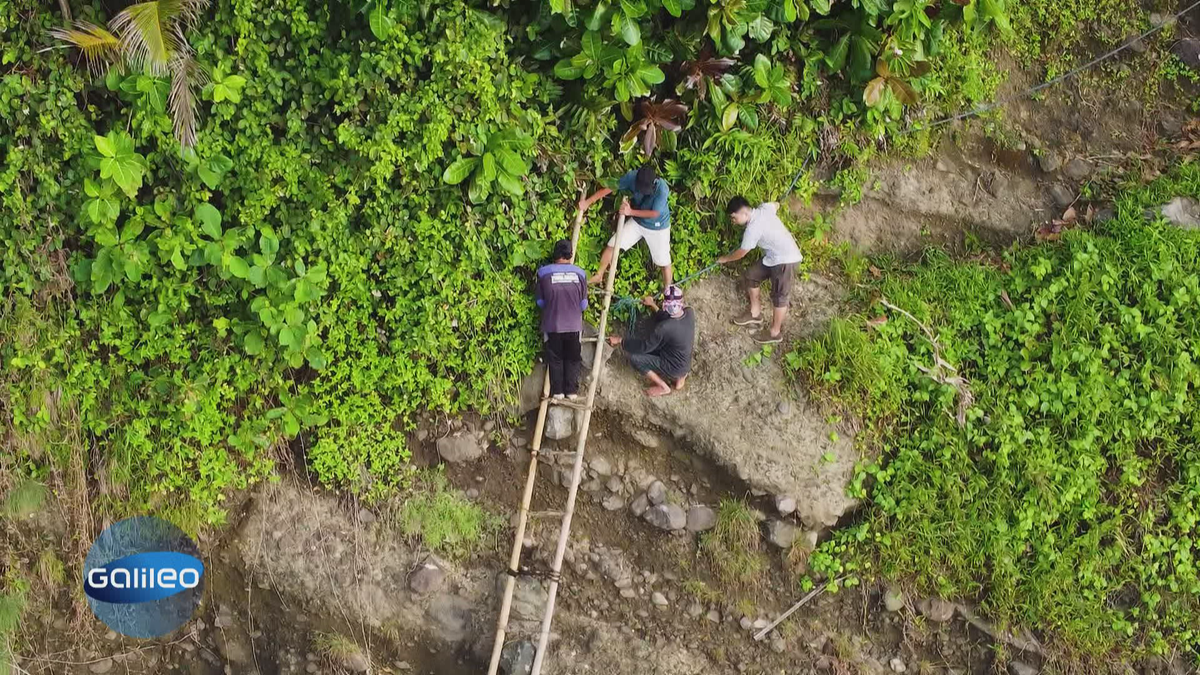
[742,262,797,308]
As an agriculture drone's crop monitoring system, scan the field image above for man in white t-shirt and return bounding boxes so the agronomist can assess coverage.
[716,196,803,344]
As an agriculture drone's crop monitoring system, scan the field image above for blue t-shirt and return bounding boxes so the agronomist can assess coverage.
[617,170,670,230]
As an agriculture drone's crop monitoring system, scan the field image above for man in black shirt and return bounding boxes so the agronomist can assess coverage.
[607,286,695,397]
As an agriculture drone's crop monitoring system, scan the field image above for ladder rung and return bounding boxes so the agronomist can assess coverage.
[529,510,566,518]
[581,336,600,343]
[544,397,591,411]
[535,450,577,457]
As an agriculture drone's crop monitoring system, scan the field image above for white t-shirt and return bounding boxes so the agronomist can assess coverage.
[739,202,802,267]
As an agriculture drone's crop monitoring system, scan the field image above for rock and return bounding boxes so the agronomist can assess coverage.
[986,172,1009,198]
[427,594,476,642]
[1172,38,1200,69]
[651,592,669,607]
[512,435,527,448]
[1150,12,1168,26]
[629,493,650,517]
[89,658,114,674]
[337,646,371,672]
[1037,151,1061,173]
[646,480,667,505]
[602,494,625,511]
[357,508,376,524]
[1161,197,1200,229]
[518,365,546,414]
[770,637,786,654]
[706,609,721,623]
[1008,661,1039,675]
[629,428,660,448]
[214,631,252,664]
[1096,208,1116,223]
[643,504,686,531]
[409,562,445,595]
[499,640,535,675]
[687,602,704,618]
[919,597,956,623]
[1128,37,1148,53]
[774,495,796,516]
[752,618,768,630]
[1049,185,1075,209]
[1160,115,1186,139]
[545,407,575,440]
[605,476,623,493]
[466,488,480,500]
[1063,158,1093,181]
[483,419,496,432]
[797,530,818,553]
[776,400,791,415]
[739,616,753,631]
[765,520,799,548]
[883,586,905,612]
[590,457,613,476]
[619,588,636,599]
[685,505,717,532]
[509,577,548,622]
[890,657,907,673]
[437,432,484,463]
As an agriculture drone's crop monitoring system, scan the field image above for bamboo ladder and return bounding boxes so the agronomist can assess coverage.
[486,205,629,675]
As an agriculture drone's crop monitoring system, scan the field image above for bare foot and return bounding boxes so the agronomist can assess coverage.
[644,384,673,397]
[674,375,687,391]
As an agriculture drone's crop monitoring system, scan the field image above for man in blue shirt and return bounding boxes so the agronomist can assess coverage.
[579,165,673,290]
[535,240,589,399]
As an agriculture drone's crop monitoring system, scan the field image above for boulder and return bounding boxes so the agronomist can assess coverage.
[545,406,575,440]
[774,495,797,517]
[629,428,661,448]
[765,520,799,548]
[1063,158,1093,181]
[1161,197,1200,229]
[883,586,905,612]
[918,597,955,623]
[1048,185,1075,209]
[629,493,650,517]
[437,431,484,463]
[408,562,445,595]
[643,504,686,531]
[1037,151,1061,173]
[685,506,717,532]
[500,640,535,675]
[518,364,547,415]
[646,480,667,505]
[1172,38,1200,69]
[602,494,625,511]
[1008,661,1038,675]
[590,457,613,476]
[336,646,371,672]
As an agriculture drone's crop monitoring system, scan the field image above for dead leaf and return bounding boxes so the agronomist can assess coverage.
[869,265,882,279]
[1085,205,1096,223]
[866,316,888,329]
[1061,206,1077,223]
[1000,289,1013,310]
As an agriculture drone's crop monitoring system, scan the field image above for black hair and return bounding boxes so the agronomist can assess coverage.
[726,196,751,215]
[551,238,573,262]
[635,165,657,193]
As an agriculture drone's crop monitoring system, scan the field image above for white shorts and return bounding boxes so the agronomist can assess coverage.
[608,223,672,267]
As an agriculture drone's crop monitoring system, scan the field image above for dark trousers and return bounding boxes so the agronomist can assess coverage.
[545,331,582,396]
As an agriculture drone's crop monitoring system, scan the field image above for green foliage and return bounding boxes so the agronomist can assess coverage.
[699,498,768,590]
[395,472,499,558]
[1,480,47,521]
[792,163,1200,660]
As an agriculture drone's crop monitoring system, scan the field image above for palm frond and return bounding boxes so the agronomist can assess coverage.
[169,52,202,148]
[112,1,182,75]
[175,0,213,32]
[50,22,120,77]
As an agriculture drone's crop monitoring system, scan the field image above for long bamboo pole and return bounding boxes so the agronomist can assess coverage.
[529,214,627,675]
[485,199,588,675]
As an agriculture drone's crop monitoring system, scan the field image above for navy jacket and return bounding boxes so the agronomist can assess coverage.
[535,263,588,334]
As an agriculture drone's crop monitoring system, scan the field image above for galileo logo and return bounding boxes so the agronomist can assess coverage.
[83,516,204,638]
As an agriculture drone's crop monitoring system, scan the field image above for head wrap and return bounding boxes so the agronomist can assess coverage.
[662,285,684,318]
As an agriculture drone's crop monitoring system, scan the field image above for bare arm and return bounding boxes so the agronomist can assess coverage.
[579,187,613,212]
[717,248,750,265]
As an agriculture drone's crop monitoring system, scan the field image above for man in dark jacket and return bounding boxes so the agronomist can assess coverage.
[607,285,694,397]
[536,240,589,400]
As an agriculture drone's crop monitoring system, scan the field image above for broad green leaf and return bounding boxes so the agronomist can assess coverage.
[94,225,119,248]
[285,306,304,325]
[663,0,682,17]
[614,12,641,46]
[212,83,228,102]
[495,171,524,196]
[554,59,585,80]
[747,14,774,42]
[721,103,740,131]
[198,165,222,189]
[195,203,222,239]
[739,104,760,128]
[248,265,266,287]
[209,154,234,173]
[305,347,327,370]
[496,148,528,176]
[279,326,297,348]
[482,152,498,182]
[810,0,831,13]
[94,134,116,157]
[228,256,250,279]
[619,0,646,18]
[826,34,849,71]
[754,53,772,87]
[584,1,610,30]
[369,1,393,39]
[638,63,665,85]
[120,217,144,242]
[91,249,114,294]
[709,83,729,110]
[244,331,265,355]
[442,157,480,185]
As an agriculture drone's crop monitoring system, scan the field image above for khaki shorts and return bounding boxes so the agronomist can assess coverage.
[742,262,797,308]
[609,222,672,267]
